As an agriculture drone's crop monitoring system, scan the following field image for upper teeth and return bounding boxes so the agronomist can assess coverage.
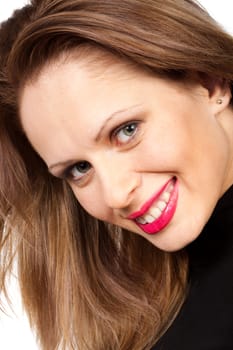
[135,182,174,225]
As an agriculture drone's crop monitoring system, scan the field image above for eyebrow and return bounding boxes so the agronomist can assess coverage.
[48,104,143,173]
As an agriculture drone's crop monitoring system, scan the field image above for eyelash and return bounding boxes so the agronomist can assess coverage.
[63,120,140,182]
[63,161,91,182]
[111,120,140,145]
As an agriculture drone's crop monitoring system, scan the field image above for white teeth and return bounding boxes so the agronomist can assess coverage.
[143,214,155,223]
[160,191,170,203]
[156,200,167,211]
[134,179,175,225]
[150,207,162,219]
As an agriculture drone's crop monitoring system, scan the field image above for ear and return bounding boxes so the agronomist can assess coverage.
[209,83,232,116]
[199,74,232,115]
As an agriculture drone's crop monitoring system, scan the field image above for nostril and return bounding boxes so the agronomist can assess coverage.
[103,182,137,210]
[99,167,141,209]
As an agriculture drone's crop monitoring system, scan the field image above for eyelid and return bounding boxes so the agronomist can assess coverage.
[63,163,77,180]
[110,119,140,141]
[59,162,90,182]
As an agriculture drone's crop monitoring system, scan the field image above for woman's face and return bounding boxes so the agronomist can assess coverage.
[20,55,233,251]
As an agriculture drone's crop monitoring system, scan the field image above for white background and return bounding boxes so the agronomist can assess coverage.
[0,1,233,349]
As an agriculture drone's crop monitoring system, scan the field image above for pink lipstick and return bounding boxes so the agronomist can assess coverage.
[128,177,178,235]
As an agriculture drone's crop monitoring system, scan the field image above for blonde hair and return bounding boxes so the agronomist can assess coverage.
[0,1,233,349]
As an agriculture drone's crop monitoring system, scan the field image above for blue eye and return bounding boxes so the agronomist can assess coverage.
[114,122,138,144]
[67,161,91,181]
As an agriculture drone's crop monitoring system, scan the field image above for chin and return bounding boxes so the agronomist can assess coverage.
[145,222,206,252]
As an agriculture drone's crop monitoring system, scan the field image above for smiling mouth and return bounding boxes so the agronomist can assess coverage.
[128,177,178,235]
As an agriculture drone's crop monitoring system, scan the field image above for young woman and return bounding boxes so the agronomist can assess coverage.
[0,1,233,349]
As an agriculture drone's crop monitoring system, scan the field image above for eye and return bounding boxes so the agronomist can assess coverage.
[112,121,139,145]
[65,161,92,182]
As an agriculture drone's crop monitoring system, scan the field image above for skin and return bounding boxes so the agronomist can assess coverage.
[20,53,233,251]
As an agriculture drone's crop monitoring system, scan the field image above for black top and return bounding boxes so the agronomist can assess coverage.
[152,185,233,350]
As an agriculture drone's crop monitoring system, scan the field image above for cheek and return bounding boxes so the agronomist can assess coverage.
[72,186,111,221]
[138,126,190,171]
[141,109,219,172]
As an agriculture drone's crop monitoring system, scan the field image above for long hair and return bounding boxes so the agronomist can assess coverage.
[0,1,233,349]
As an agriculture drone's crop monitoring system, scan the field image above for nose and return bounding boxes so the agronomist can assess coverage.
[97,161,141,210]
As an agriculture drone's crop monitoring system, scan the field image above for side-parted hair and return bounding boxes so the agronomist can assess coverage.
[0,1,233,349]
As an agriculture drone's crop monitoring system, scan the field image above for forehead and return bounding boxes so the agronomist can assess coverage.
[19,49,146,120]
[19,50,151,162]
[19,47,190,134]
[20,50,146,121]
[22,46,142,88]
[19,48,195,167]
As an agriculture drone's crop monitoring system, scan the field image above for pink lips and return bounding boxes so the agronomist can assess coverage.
[128,177,178,235]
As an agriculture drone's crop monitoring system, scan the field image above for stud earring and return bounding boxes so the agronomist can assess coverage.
[216,98,223,104]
